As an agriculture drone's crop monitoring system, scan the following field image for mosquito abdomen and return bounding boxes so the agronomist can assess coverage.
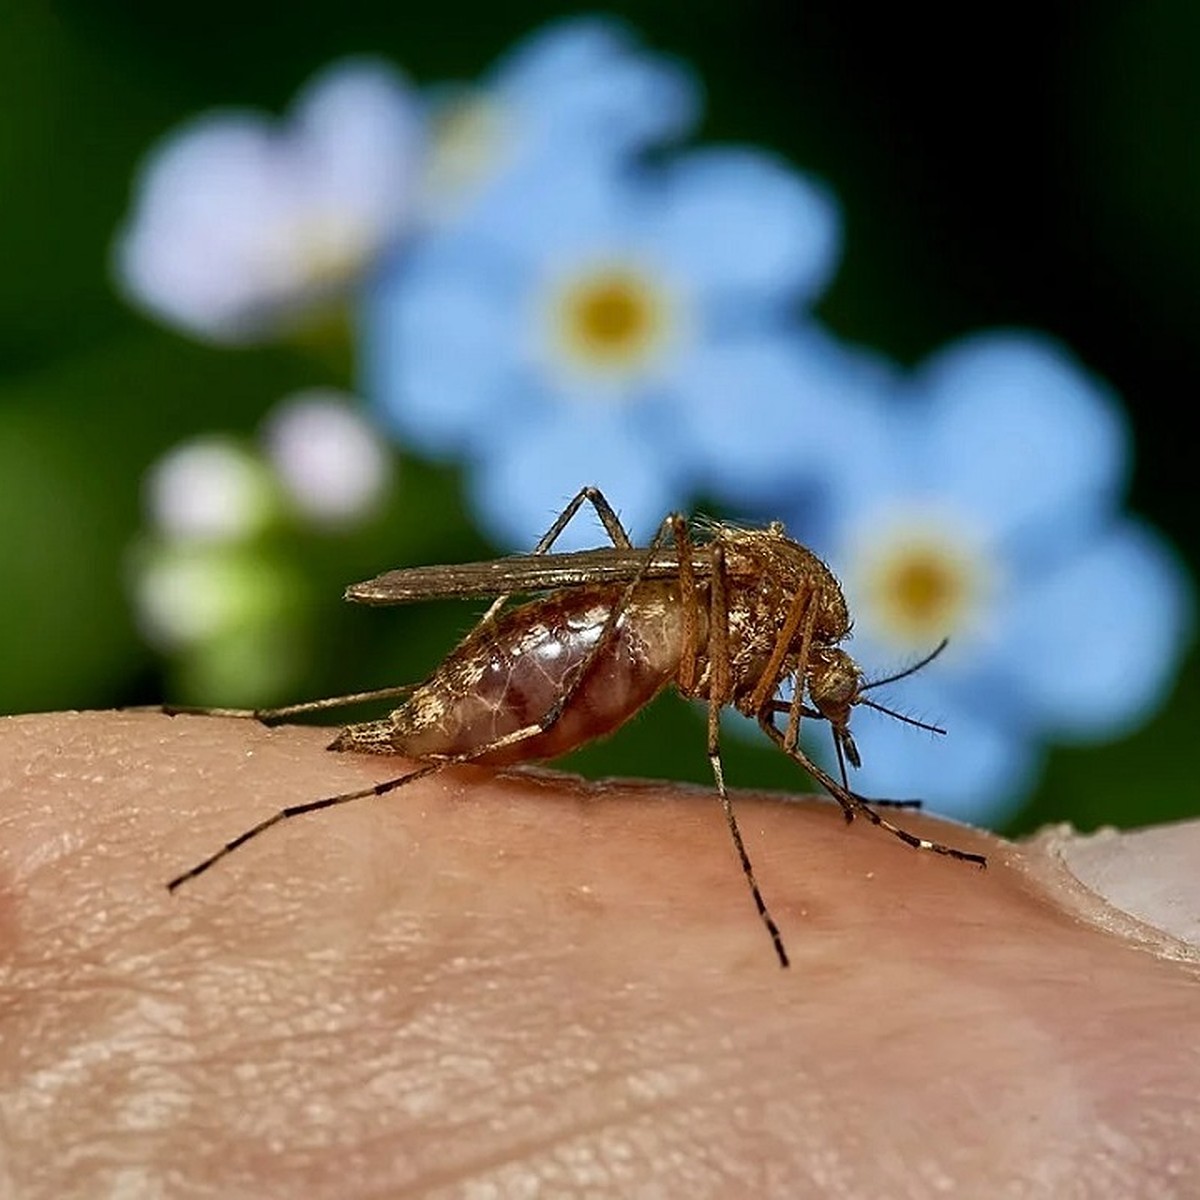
[335,583,689,765]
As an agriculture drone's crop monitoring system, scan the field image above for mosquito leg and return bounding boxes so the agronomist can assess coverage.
[171,508,680,892]
[478,486,636,626]
[671,515,704,694]
[757,719,986,867]
[745,587,813,717]
[707,739,790,968]
[172,677,624,890]
[529,485,634,553]
[846,799,987,865]
[762,700,923,810]
[707,543,789,968]
[149,685,418,725]
[166,763,443,890]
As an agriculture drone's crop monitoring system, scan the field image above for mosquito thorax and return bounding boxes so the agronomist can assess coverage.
[716,525,851,646]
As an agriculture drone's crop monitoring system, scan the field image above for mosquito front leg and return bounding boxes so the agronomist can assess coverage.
[756,719,987,867]
[761,700,924,810]
[745,586,814,718]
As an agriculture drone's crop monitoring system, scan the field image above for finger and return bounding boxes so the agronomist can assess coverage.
[2,711,1197,1198]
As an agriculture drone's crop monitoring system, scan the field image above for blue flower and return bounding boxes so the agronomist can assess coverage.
[780,331,1192,824]
[367,144,846,549]
[114,59,424,342]
[420,16,701,233]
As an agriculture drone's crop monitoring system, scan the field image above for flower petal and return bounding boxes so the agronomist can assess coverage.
[996,519,1193,736]
[289,59,424,233]
[114,59,423,341]
[468,403,687,551]
[652,149,841,308]
[261,389,391,525]
[480,157,633,266]
[670,327,893,509]
[492,16,700,156]
[145,437,278,542]
[364,242,526,457]
[914,332,1131,550]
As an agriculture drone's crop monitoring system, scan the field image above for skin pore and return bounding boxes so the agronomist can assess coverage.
[1,710,1198,1198]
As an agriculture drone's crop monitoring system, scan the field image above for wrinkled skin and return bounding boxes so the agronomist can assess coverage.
[1,711,1198,1199]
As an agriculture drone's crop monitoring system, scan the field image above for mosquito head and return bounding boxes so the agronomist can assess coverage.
[806,641,950,777]
[806,647,865,769]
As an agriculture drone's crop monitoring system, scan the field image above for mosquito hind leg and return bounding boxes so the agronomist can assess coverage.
[530,485,634,553]
[173,507,669,890]
[475,486,636,628]
[150,684,418,726]
[166,762,443,891]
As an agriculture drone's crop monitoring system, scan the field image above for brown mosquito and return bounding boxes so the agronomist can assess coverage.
[165,485,986,968]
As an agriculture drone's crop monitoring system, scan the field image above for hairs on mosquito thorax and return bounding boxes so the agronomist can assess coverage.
[691,510,743,538]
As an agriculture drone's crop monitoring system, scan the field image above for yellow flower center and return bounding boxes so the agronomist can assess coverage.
[546,263,677,381]
[291,214,372,292]
[852,517,996,653]
[888,550,962,626]
[248,214,369,340]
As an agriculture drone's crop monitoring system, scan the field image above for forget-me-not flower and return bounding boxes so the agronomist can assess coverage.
[114,59,424,342]
[367,144,847,549]
[261,389,392,526]
[781,332,1191,824]
[420,16,700,233]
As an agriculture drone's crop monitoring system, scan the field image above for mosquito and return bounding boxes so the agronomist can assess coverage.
[165,485,986,968]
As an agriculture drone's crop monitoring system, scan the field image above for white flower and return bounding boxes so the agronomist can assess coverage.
[133,545,297,650]
[261,389,391,525]
[114,59,424,342]
[145,436,278,542]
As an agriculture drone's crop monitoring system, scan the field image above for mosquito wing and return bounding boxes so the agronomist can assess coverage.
[345,546,713,605]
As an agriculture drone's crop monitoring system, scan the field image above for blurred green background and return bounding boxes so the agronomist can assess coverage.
[3,0,1198,836]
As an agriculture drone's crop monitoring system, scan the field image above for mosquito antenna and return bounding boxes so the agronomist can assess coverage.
[859,697,946,737]
[861,638,949,692]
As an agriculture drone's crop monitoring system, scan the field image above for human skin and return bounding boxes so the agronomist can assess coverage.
[1,710,1198,1199]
